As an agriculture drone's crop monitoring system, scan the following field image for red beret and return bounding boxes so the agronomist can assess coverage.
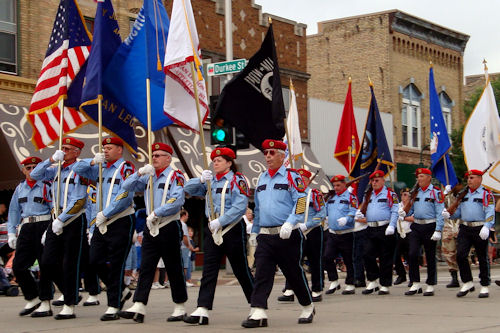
[210,147,236,160]
[330,175,346,182]
[152,142,173,154]
[102,137,123,146]
[262,139,286,151]
[298,169,312,179]
[465,169,483,177]
[62,137,84,149]
[416,168,432,176]
[21,156,42,165]
[369,170,385,179]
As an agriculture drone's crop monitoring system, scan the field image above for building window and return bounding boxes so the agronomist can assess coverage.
[401,83,422,149]
[439,91,453,135]
[0,0,17,74]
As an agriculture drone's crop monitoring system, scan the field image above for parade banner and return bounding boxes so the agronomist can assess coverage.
[283,81,303,167]
[334,79,360,174]
[350,85,394,201]
[26,0,91,150]
[163,0,208,132]
[215,23,286,149]
[463,79,500,192]
[429,66,458,187]
[104,0,172,131]
[80,0,138,153]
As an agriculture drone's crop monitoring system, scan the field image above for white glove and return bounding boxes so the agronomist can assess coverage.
[479,226,490,240]
[279,222,293,239]
[95,211,107,227]
[146,211,158,228]
[52,218,64,235]
[139,164,155,176]
[443,185,452,195]
[398,207,406,218]
[430,231,442,241]
[209,218,221,233]
[200,170,213,183]
[337,217,347,227]
[41,231,47,245]
[88,232,93,245]
[385,225,395,236]
[93,153,106,164]
[298,223,307,232]
[52,149,65,162]
[249,233,257,247]
[8,233,16,249]
[441,208,450,219]
[347,186,354,194]
[355,209,364,220]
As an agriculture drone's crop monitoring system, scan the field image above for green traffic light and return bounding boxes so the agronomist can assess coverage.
[213,128,226,142]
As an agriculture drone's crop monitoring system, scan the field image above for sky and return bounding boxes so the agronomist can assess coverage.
[255,0,500,77]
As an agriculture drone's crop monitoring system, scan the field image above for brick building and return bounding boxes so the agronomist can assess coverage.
[307,10,469,186]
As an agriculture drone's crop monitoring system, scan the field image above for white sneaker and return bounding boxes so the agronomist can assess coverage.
[151,282,164,290]
[186,281,194,287]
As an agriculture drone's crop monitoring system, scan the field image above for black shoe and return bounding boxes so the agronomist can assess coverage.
[312,295,322,302]
[100,313,120,321]
[83,300,100,306]
[183,315,209,325]
[354,281,366,288]
[478,292,489,298]
[423,291,434,296]
[19,303,40,316]
[457,286,475,297]
[120,290,132,310]
[298,308,315,324]
[117,310,144,323]
[394,276,407,285]
[277,294,294,302]
[167,314,185,322]
[447,271,460,288]
[52,300,64,307]
[405,288,422,296]
[54,313,76,320]
[241,318,268,328]
[325,285,341,295]
[408,281,413,288]
[362,287,379,295]
[31,310,53,318]
[495,280,500,287]
[341,289,355,295]
[378,289,390,295]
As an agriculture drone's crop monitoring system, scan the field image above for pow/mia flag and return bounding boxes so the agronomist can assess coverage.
[349,85,394,201]
[215,23,285,150]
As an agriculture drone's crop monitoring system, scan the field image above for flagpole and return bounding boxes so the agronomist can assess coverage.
[98,97,103,212]
[146,78,154,212]
[189,62,215,221]
[55,98,65,217]
[348,77,352,176]
[286,78,294,169]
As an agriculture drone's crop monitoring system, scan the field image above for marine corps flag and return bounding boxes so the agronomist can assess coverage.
[350,84,394,201]
[215,23,286,149]
[334,79,360,173]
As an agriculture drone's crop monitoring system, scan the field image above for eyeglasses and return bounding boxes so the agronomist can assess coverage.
[152,153,169,158]
[61,147,77,152]
[25,166,35,170]
[263,149,276,156]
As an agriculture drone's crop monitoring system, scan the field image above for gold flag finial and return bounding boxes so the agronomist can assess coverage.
[289,77,294,90]
[429,60,433,68]
[348,76,352,84]
[268,16,272,24]
[368,76,373,87]
[483,59,489,82]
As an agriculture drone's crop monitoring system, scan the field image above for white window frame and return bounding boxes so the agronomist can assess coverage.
[0,0,17,74]
[401,97,421,149]
[441,105,452,136]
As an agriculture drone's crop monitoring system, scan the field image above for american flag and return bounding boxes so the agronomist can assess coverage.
[27,0,92,150]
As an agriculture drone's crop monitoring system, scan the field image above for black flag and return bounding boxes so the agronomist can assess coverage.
[215,24,285,150]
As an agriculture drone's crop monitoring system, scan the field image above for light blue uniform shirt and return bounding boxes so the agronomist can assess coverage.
[252,166,307,234]
[85,185,97,233]
[408,184,445,231]
[7,180,52,234]
[73,158,134,218]
[326,189,357,231]
[184,170,248,227]
[31,159,87,223]
[304,188,327,229]
[450,186,495,228]
[365,186,399,228]
[123,166,185,217]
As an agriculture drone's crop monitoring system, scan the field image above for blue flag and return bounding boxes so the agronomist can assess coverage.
[350,86,394,201]
[103,0,171,131]
[429,67,458,187]
[79,0,138,153]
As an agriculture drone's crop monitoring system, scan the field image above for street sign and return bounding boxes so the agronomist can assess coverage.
[207,59,247,76]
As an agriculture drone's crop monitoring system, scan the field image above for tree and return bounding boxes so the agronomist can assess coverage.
[451,77,500,183]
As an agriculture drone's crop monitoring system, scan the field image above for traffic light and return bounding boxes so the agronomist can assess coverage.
[210,95,235,145]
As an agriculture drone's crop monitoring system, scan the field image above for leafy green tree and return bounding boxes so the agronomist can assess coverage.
[451,77,500,183]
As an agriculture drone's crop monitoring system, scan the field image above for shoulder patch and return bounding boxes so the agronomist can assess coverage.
[435,189,444,204]
[172,170,185,187]
[120,161,135,180]
[350,194,358,208]
[232,172,250,197]
[295,196,307,214]
[391,192,399,205]
[115,191,129,201]
[295,176,305,192]
[166,198,177,204]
